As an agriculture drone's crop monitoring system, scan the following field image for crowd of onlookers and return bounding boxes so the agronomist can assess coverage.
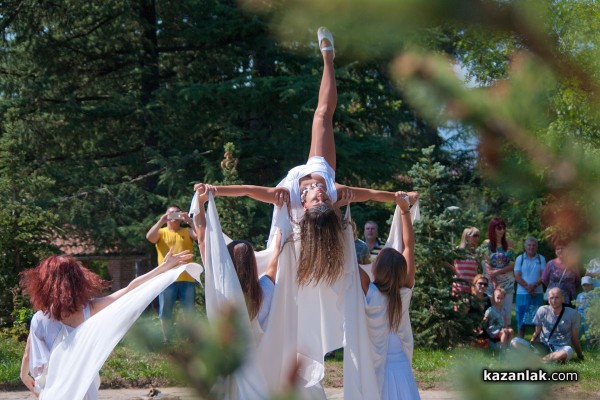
[452,217,598,362]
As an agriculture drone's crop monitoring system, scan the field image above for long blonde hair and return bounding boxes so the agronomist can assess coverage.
[372,248,407,332]
[297,206,345,286]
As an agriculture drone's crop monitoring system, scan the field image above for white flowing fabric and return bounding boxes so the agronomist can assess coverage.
[39,262,203,400]
[202,192,286,399]
[191,185,420,399]
[364,204,420,398]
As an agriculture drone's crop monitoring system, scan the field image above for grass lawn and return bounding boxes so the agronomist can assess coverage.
[2,316,598,397]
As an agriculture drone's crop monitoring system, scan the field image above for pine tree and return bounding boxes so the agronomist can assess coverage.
[409,146,480,348]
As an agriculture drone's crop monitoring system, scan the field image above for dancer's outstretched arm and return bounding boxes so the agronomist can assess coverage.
[193,183,289,207]
[91,249,193,315]
[335,183,418,207]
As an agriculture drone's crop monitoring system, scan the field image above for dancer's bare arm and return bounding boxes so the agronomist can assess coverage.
[264,229,283,284]
[91,249,193,315]
[335,183,418,206]
[20,334,37,396]
[193,183,289,206]
[397,191,416,288]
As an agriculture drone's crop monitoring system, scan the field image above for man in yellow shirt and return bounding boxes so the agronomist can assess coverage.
[146,205,197,343]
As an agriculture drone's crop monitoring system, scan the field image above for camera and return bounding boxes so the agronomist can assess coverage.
[168,211,183,221]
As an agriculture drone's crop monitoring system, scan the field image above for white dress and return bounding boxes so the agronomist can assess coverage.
[37,263,203,400]
[30,305,99,399]
[365,284,420,400]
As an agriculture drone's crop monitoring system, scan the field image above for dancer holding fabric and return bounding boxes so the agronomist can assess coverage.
[194,185,282,331]
[359,191,421,400]
[190,28,420,398]
[19,250,193,399]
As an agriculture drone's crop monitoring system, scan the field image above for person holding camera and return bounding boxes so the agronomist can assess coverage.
[146,205,197,343]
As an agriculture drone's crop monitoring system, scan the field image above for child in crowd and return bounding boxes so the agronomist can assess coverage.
[484,287,515,350]
[575,276,597,345]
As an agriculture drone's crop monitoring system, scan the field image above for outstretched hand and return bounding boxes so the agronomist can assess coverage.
[161,248,193,271]
[334,187,355,209]
[273,187,290,208]
[407,191,419,206]
[195,183,216,204]
[395,191,411,212]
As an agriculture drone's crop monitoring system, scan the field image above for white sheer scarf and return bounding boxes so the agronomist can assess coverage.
[39,263,203,400]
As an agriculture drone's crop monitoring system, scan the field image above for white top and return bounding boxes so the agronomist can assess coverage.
[257,275,275,330]
[276,156,337,223]
[30,305,99,399]
[514,253,546,295]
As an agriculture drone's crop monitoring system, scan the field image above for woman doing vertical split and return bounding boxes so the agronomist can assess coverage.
[191,27,415,286]
[358,192,421,400]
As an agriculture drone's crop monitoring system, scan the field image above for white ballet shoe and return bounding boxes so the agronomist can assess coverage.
[317,26,335,59]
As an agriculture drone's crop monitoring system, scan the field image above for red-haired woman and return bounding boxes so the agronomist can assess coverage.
[483,217,515,322]
[358,192,420,399]
[19,250,192,398]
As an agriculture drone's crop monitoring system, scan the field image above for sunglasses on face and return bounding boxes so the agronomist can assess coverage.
[495,226,505,231]
[476,282,488,287]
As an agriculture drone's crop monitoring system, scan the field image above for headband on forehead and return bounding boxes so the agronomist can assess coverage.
[308,204,332,214]
[300,181,327,204]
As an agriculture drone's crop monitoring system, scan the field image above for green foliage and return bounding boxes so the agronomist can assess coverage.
[0,334,25,389]
[409,147,480,349]
[0,2,438,329]
[584,288,600,348]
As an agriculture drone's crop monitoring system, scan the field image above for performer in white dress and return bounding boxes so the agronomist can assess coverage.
[194,185,281,332]
[358,192,421,400]
[190,28,420,399]
[19,250,193,399]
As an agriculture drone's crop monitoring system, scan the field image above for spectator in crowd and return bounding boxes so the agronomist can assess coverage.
[483,287,514,350]
[575,276,597,344]
[349,220,370,264]
[542,240,580,307]
[514,236,546,338]
[483,217,515,321]
[453,227,481,296]
[585,258,600,288]
[527,288,584,362]
[146,205,197,343]
[364,220,385,262]
[469,274,493,346]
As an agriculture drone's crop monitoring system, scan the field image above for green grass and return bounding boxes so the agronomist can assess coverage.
[2,319,600,397]
[412,347,457,389]
[0,335,25,389]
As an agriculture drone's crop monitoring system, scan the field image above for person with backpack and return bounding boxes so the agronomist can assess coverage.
[514,236,546,338]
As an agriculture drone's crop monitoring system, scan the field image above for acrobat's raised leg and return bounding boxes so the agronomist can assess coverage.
[308,27,337,172]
